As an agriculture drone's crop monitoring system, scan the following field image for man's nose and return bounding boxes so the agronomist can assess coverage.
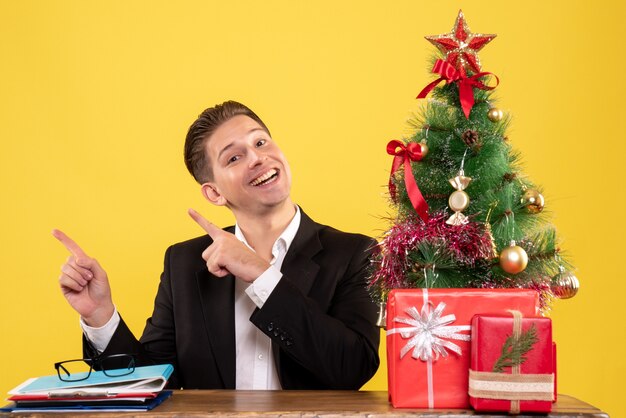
[248,148,266,167]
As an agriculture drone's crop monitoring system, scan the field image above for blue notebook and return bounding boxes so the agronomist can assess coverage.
[9,364,174,396]
[0,390,173,412]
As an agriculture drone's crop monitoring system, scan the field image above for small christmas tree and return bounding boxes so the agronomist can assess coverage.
[369,10,579,314]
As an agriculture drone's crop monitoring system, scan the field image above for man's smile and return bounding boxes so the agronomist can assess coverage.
[249,168,279,187]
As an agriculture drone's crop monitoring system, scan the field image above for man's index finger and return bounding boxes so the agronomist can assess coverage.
[188,209,222,238]
[52,229,89,258]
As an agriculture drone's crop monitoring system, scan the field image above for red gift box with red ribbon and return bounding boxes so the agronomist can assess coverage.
[386,288,539,409]
[469,312,555,413]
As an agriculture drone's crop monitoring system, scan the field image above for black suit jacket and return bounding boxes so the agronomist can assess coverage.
[86,210,380,389]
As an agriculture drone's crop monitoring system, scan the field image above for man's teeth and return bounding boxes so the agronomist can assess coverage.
[250,169,278,186]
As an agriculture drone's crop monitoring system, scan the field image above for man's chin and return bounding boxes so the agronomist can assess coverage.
[229,194,293,215]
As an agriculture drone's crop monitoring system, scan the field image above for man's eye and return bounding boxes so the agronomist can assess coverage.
[227,155,240,164]
[256,139,266,147]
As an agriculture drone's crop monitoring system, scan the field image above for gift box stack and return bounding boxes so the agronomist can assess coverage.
[386,289,556,413]
[368,9,578,415]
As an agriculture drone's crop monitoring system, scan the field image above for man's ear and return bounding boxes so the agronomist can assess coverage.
[201,182,227,206]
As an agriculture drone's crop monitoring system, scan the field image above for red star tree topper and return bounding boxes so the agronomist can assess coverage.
[425,10,496,75]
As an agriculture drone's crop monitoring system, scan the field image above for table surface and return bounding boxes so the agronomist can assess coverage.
[1,390,609,417]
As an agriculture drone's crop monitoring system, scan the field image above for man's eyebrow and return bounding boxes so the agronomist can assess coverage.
[217,143,235,161]
[248,127,266,136]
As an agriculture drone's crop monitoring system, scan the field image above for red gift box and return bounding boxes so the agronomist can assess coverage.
[386,288,539,408]
[469,312,555,413]
[553,342,558,401]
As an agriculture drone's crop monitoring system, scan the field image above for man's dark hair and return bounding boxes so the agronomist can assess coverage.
[184,100,271,184]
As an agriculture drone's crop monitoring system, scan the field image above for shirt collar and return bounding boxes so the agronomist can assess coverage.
[234,205,301,260]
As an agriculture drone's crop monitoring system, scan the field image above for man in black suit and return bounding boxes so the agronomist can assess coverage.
[53,101,380,390]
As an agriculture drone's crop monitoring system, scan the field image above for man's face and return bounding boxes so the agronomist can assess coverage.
[202,115,292,215]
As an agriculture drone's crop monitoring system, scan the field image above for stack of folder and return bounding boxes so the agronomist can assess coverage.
[1,364,174,413]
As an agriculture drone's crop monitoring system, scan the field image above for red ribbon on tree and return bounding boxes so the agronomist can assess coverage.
[387,140,429,222]
[417,59,499,119]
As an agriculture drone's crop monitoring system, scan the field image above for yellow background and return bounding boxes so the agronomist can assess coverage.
[1,1,624,416]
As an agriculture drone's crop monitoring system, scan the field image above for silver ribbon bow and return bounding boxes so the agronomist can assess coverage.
[388,302,471,361]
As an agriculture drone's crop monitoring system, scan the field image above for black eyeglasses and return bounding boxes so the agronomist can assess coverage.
[54,354,136,382]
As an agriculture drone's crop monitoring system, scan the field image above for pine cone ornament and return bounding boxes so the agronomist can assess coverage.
[462,129,479,146]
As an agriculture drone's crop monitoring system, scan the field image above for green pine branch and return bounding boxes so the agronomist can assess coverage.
[492,324,539,373]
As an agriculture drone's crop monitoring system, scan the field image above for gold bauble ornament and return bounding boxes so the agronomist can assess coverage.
[487,107,503,122]
[551,270,579,299]
[499,241,528,274]
[521,189,545,214]
[419,142,429,157]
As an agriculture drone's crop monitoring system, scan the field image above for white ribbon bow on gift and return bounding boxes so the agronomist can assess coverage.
[387,302,471,361]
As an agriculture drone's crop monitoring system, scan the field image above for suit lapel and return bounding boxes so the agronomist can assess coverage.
[196,268,236,389]
[281,209,323,296]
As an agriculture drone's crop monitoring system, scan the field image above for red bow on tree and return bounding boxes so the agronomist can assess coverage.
[417,59,499,119]
[387,140,429,222]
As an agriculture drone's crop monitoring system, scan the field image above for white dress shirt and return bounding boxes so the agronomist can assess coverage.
[81,206,302,390]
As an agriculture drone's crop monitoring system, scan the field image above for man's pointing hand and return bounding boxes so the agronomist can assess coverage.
[52,229,115,327]
[188,209,270,282]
